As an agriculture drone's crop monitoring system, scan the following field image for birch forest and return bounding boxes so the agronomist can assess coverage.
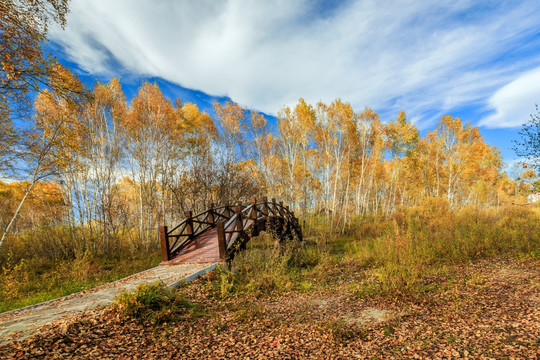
[1,72,528,258]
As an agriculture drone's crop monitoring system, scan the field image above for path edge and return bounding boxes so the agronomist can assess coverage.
[0,265,166,318]
[168,262,221,288]
[1,262,222,317]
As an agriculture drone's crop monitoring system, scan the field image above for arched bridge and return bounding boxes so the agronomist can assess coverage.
[159,197,302,264]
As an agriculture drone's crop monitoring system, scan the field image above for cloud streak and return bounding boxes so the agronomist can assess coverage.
[480,66,540,128]
[50,0,540,128]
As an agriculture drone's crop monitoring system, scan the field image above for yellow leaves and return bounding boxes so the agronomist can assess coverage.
[385,110,419,156]
[237,159,258,175]
[182,103,201,123]
[123,81,190,148]
[213,101,246,139]
[249,111,267,132]
[358,107,379,122]
[92,78,127,120]
[326,99,354,125]
[182,103,216,136]
[0,179,65,217]
[278,99,316,149]
[522,169,536,179]
[414,115,503,204]
[1,0,71,139]
[295,98,316,128]
[49,63,86,98]
[180,103,217,150]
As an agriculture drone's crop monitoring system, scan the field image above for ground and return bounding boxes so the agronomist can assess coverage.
[0,257,538,359]
[0,262,214,346]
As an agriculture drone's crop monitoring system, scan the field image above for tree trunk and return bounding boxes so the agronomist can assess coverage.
[0,180,37,248]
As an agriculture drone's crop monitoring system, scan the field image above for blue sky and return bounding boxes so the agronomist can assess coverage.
[48,0,540,167]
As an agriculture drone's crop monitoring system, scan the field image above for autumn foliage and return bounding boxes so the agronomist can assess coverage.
[0,76,532,255]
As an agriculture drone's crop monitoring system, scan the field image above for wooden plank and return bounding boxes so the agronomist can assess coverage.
[161,227,221,265]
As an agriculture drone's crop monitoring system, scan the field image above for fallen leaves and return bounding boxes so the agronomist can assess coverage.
[0,258,538,359]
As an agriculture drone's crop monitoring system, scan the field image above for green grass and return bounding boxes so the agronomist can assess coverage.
[0,252,160,313]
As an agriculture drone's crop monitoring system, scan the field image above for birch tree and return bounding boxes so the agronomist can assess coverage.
[1,66,85,248]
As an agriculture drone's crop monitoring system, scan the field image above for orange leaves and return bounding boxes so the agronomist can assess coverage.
[1,0,70,122]
[48,63,87,103]
[278,99,315,149]
[125,82,180,140]
[3,257,539,359]
[213,101,247,156]
[0,179,66,229]
[214,101,246,134]
[123,81,217,153]
[249,110,267,133]
[91,78,127,121]
[33,68,88,168]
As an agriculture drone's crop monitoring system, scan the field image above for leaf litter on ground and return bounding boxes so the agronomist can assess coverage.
[0,257,538,359]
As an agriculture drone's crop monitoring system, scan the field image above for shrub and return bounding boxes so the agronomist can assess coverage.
[113,282,194,325]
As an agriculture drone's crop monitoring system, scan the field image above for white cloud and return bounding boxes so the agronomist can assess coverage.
[50,0,540,126]
[480,66,540,128]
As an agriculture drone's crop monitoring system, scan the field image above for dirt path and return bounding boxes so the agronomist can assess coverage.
[0,262,217,345]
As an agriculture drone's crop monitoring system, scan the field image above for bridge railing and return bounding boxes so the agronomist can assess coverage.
[220,198,300,253]
[159,203,235,261]
[159,197,302,262]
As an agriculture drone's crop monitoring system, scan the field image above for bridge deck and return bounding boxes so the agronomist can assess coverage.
[160,227,221,265]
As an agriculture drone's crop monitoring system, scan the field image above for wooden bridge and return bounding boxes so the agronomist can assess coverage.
[159,197,302,264]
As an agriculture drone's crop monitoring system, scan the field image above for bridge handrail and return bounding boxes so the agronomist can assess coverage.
[221,200,297,248]
[166,203,236,256]
[159,197,302,261]
[167,203,233,234]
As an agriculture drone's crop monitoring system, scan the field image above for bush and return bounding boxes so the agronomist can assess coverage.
[197,234,324,299]
[113,282,194,325]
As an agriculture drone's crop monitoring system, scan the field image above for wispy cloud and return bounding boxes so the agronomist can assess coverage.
[50,0,540,127]
[480,66,540,128]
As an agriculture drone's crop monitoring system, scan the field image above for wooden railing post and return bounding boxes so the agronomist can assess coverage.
[262,196,269,216]
[249,197,257,220]
[159,226,170,261]
[184,210,193,239]
[225,202,232,218]
[235,203,244,232]
[216,221,226,259]
[279,201,284,216]
[207,203,215,224]
[272,198,277,214]
[249,197,259,236]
